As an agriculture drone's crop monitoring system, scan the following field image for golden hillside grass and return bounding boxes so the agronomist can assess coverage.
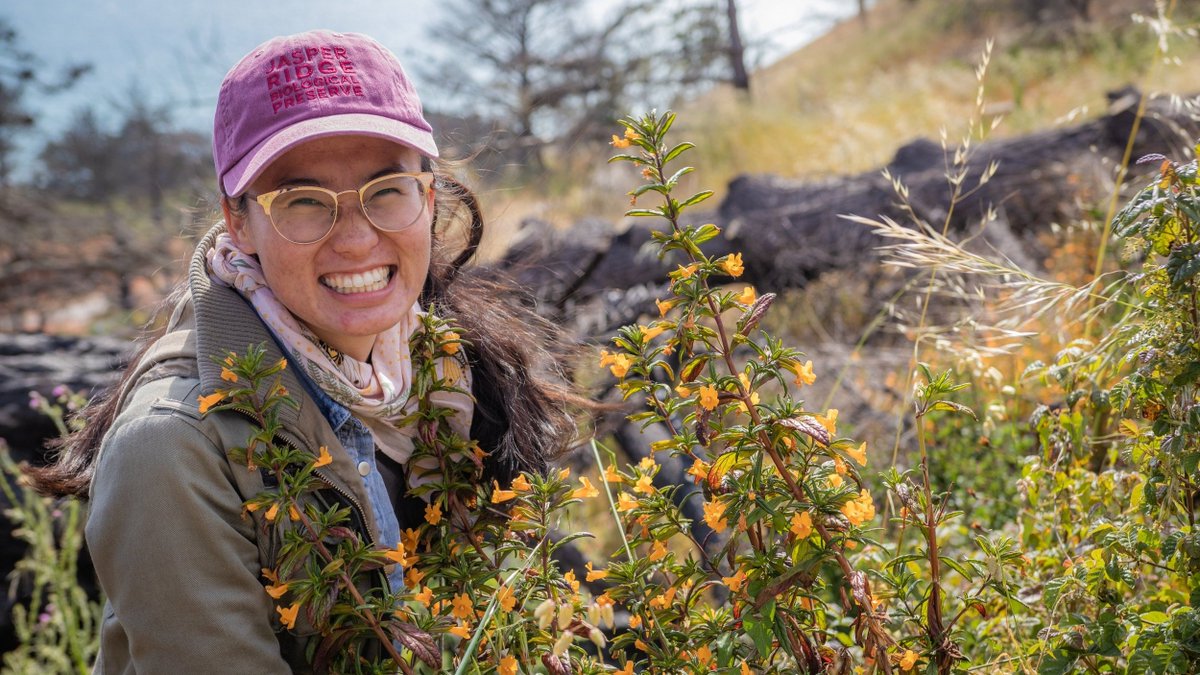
[478,0,1200,250]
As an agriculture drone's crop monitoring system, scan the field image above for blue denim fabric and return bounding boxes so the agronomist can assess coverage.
[288,366,406,593]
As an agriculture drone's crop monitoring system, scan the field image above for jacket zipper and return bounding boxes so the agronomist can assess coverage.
[232,405,377,548]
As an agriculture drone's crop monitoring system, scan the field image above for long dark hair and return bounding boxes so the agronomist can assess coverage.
[26,163,586,497]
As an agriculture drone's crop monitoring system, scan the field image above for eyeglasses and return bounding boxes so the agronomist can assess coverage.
[252,172,435,245]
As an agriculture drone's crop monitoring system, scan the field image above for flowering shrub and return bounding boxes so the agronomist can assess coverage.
[2,388,99,675]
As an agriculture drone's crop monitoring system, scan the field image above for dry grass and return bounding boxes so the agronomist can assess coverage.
[483,0,1200,241]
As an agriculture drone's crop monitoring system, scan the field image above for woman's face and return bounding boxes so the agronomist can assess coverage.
[227,135,432,362]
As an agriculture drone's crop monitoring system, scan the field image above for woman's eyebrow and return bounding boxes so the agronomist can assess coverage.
[367,164,412,181]
[272,177,321,189]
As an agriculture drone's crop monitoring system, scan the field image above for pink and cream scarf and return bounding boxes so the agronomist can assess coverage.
[206,232,472,491]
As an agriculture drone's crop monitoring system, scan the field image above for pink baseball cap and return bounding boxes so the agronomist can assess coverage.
[213,30,438,197]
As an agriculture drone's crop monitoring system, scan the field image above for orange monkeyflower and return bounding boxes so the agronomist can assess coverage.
[617,661,636,675]
[405,566,425,588]
[265,582,289,599]
[599,349,635,378]
[741,660,753,675]
[276,357,288,370]
[719,252,744,277]
[451,593,474,620]
[655,297,676,317]
[723,568,747,593]
[633,474,656,495]
[572,476,600,499]
[695,644,713,668]
[448,622,472,639]
[834,457,848,476]
[603,464,624,484]
[276,602,300,630]
[441,331,461,355]
[674,384,691,398]
[648,586,677,610]
[841,489,876,526]
[492,480,518,503]
[264,503,279,522]
[828,473,844,488]
[617,492,639,511]
[586,561,608,582]
[313,445,332,468]
[648,540,668,562]
[790,511,813,539]
[816,409,838,436]
[511,473,532,492]
[737,286,757,305]
[424,502,443,525]
[384,542,407,565]
[628,614,642,629]
[197,391,226,414]
[899,649,919,670]
[611,127,639,149]
[223,353,237,366]
[687,458,709,483]
[635,638,650,652]
[698,385,719,411]
[401,527,420,553]
[497,584,517,612]
[702,499,728,533]
[642,323,668,340]
[791,360,816,387]
[261,567,280,584]
[564,569,580,592]
[499,655,519,675]
[220,367,239,383]
[288,504,300,521]
[414,586,433,608]
[847,441,868,467]
[638,456,657,471]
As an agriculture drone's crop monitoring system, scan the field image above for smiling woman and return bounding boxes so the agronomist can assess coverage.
[26,29,588,673]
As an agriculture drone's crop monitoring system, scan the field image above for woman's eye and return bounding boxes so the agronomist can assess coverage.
[282,195,329,209]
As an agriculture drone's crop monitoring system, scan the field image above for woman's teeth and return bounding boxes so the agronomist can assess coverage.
[321,266,391,294]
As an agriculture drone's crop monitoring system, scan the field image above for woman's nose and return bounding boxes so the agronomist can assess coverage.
[328,193,380,253]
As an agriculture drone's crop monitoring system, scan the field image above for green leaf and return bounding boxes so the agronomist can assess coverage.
[679,190,714,209]
[691,223,721,246]
[663,142,695,164]
[929,400,978,419]
[1140,611,1170,625]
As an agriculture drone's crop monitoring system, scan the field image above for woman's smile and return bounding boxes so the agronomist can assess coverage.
[319,265,395,294]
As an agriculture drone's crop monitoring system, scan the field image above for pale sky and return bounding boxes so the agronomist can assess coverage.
[5,0,850,170]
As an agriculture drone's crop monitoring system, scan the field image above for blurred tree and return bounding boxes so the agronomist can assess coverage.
[38,92,210,227]
[427,0,628,170]
[0,19,89,186]
[426,0,756,171]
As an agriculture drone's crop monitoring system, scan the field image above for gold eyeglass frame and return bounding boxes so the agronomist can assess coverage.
[253,171,436,245]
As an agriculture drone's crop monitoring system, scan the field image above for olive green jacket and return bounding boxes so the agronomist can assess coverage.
[87,225,387,673]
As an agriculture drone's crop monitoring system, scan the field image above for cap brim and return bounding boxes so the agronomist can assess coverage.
[221,113,439,197]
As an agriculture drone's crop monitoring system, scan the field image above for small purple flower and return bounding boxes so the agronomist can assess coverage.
[52,384,69,399]
[27,392,44,410]
[51,509,63,519]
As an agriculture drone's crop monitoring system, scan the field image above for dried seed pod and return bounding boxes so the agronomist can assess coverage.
[737,292,776,336]
[542,652,572,675]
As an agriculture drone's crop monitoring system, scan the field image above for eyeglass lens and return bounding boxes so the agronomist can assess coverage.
[269,175,429,244]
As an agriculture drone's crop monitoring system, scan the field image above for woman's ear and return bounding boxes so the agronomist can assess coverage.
[222,197,258,255]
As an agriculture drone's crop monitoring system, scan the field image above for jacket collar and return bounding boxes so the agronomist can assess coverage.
[189,223,321,451]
